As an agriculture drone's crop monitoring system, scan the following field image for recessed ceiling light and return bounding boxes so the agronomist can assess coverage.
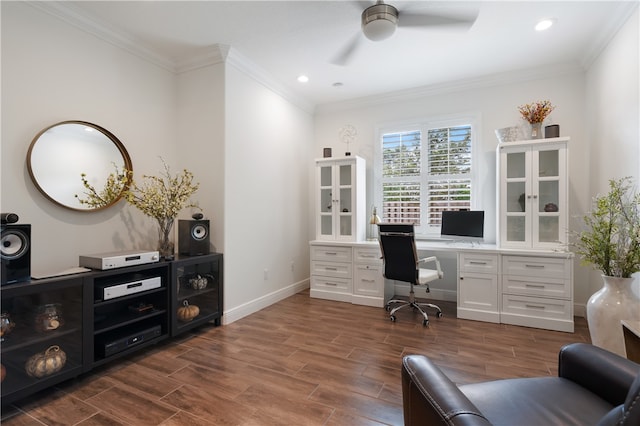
[332,82,343,88]
[297,75,309,83]
[535,18,556,31]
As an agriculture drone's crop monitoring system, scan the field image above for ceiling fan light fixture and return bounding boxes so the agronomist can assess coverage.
[361,2,398,41]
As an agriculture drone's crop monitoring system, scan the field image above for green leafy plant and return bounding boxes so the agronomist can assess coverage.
[574,177,640,278]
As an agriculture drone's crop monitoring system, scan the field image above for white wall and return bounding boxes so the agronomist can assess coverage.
[175,60,226,253]
[223,61,313,322]
[1,2,177,275]
[1,4,314,325]
[314,69,588,300]
[585,7,640,299]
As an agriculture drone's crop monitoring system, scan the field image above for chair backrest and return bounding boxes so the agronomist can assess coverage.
[378,223,419,284]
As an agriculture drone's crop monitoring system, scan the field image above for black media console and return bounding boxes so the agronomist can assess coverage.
[0,253,223,406]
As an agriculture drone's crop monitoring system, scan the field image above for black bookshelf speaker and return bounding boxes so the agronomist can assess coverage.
[1,224,31,285]
[178,220,210,256]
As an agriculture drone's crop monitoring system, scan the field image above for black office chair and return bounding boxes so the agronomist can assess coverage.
[378,223,443,326]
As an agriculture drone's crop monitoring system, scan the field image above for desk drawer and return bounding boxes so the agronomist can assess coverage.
[459,253,498,274]
[311,260,352,279]
[502,256,570,279]
[311,276,351,293]
[311,246,352,262]
[502,275,570,299]
[354,247,382,264]
[501,294,572,320]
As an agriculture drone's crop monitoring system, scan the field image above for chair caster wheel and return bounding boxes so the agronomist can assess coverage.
[422,319,429,326]
[385,305,391,312]
[390,315,396,322]
[436,311,443,318]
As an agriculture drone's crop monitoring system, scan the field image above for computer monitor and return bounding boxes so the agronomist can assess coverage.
[440,210,485,241]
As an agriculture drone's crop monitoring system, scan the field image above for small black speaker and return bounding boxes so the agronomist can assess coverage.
[1,224,31,285]
[178,220,210,256]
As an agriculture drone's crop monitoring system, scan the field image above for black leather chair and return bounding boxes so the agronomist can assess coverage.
[378,223,443,326]
[401,342,640,425]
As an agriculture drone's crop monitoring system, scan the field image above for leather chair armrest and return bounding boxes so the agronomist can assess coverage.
[402,355,491,426]
[558,343,640,406]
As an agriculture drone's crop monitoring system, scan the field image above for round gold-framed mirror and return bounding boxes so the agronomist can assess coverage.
[27,120,133,211]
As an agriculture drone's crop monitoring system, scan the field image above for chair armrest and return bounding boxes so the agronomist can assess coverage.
[558,343,640,406]
[402,355,491,426]
[418,256,443,278]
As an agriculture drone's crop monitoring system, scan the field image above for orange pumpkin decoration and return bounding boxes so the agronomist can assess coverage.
[177,300,200,322]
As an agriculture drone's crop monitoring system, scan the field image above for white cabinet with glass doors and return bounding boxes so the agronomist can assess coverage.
[497,137,569,250]
[315,156,366,241]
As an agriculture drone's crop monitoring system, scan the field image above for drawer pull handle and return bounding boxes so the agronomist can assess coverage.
[325,252,338,256]
[325,267,338,271]
[469,261,487,265]
[325,282,338,286]
[525,304,546,309]
[361,254,376,258]
[362,279,376,283]
[525,264,545,269]
[525,284,545,288]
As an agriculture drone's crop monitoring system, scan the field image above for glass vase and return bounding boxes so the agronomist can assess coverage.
[530,122,543,139]
[157,218,175,260]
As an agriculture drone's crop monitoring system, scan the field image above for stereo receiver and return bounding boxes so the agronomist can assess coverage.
[79,250,159,270]
[96,276,162,302]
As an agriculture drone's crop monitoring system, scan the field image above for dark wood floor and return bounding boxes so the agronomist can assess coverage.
[2,290,590,425]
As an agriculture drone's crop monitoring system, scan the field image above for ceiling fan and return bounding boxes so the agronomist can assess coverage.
[332,0,478,66]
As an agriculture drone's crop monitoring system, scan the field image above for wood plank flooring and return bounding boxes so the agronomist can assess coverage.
[1,290,591,425]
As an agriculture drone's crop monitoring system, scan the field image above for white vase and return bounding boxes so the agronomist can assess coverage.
[586,275,640,357]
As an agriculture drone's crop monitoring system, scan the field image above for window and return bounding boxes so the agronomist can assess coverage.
[380,121,474,234]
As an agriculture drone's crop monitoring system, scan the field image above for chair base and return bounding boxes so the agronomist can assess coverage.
[386,291,442,326]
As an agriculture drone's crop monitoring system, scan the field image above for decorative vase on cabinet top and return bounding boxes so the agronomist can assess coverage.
[586,275,640,357]
[530,122,543,139]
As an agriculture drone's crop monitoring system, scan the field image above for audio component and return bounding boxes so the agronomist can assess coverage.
[95,276,162,301]
[96,324,162,358]
[1,213,19,224]
[79,250,159,270]
[1,224,31,285]
[178,219,210,256]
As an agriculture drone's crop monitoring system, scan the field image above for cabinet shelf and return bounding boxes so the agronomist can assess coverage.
[94,308,167,335]
[1,327,81,354]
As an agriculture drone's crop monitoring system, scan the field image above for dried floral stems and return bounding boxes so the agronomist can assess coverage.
[518,100,555,123]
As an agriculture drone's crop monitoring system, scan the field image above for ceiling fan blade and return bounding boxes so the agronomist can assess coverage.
[398,11,478,29]
[330,32,364,66]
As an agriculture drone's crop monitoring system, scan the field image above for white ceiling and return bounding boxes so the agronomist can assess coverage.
[49,1,636,108]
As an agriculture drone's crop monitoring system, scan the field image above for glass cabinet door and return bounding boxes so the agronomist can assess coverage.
[338,163,353,239]
[1,278,84,404]
[504,151,529,245]
[534,148,561,245]
[499,139,568,249]
[318,164,334,238]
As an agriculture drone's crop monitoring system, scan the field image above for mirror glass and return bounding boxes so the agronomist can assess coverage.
[27,121,132,211]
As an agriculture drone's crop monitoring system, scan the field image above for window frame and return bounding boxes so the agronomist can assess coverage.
[373,113,480,237]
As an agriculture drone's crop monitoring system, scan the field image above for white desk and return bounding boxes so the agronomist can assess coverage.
[309,239,574,332]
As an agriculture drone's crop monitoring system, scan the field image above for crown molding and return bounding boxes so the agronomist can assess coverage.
[27,1,176,72]
[26,1,315,114]
[225,48,315,114]
[580,1,638,69]
[315,62,585,114]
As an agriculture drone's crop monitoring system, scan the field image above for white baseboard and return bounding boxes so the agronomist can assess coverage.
[222,279,310,324]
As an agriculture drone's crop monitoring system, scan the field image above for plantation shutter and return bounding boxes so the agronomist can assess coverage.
[381,124,472,231]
